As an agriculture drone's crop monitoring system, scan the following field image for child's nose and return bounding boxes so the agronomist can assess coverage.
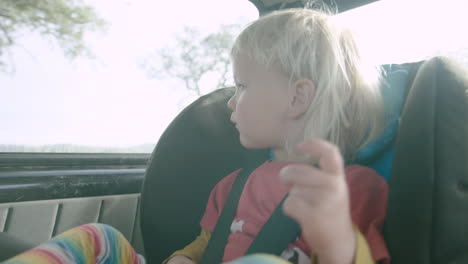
[227,95,236,111]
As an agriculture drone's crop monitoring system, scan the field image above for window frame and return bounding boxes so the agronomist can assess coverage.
[0,153,150,203]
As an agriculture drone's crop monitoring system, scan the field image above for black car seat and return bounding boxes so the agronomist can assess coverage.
[140,56,468,264]
[384,57,468,263]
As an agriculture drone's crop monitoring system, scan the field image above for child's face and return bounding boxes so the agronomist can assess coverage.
[228,54,291,149]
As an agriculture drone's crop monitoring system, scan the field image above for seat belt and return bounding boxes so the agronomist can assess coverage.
[199,163,257,264]
[246,196,300,256]
[200,162,301,264]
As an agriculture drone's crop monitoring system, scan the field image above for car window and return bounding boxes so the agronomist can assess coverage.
[1,0,467,153]
[335,0,468,65]
[0,0,258,153]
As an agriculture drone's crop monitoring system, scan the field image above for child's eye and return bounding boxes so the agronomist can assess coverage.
[235,84,246,90]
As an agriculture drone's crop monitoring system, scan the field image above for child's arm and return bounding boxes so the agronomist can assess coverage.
[279,140,357,264]
[352,227,375,264]
[164,229,211,264]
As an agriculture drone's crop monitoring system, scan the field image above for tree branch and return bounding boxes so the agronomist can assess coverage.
[0,24,13,45]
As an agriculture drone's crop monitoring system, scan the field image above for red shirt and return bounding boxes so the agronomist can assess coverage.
[201,161,389,263]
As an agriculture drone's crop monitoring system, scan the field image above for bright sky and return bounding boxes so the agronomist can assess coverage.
[0,0,258,148]
[335,0,468,63]
[1,0,467,151]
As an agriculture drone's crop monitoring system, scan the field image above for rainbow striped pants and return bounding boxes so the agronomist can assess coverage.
[3,223,145,264]
[3,223,290,264]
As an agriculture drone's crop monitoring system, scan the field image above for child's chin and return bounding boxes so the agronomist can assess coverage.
[239,137,255,149]
[239,137,266,149]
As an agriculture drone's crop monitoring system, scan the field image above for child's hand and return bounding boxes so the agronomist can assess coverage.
[166,255,196,264]
[279,139,356,264]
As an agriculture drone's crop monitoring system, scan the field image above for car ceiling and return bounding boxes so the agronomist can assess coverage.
[249,0,381,14]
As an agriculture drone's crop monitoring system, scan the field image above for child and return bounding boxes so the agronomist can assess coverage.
[166,8,389,264]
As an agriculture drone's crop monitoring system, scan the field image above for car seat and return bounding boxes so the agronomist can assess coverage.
[141,56,468,264]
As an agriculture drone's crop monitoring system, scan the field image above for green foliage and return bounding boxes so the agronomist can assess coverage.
[0,0,106,71]
[140,24,242,96]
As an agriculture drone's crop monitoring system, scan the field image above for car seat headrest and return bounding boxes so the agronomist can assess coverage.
[355,64,412,180]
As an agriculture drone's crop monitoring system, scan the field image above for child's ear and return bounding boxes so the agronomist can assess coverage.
[289,79,315,119]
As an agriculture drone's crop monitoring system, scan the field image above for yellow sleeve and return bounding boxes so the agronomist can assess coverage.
[353,227,375,264]
[163,229,212,264]
[309,227,374,264]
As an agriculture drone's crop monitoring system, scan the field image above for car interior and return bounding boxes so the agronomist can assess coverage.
[1,0,467,263]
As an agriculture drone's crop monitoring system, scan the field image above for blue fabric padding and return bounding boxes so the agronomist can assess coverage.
[369,145,395,181]
[355,64,411,181]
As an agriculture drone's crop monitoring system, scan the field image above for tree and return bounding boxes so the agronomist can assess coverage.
[0,0,106,72]
[140,23,242,96]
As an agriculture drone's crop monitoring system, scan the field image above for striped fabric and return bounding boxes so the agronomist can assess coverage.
[226,254,292,264]
[3,223,307,264]
[4,223,145,264]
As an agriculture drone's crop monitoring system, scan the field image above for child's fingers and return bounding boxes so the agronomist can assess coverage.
[279,165,331,188]
[296,139,344,176]
[288,186,334,204]
[282,192,311,222]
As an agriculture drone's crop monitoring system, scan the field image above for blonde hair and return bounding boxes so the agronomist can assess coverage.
[231,8,384,161]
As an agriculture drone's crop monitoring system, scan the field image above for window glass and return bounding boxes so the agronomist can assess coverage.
[0,0,258,153]
[335,0,468,65]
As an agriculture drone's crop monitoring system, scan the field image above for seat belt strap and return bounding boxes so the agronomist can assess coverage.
[246,195,301,255]
[199,163,257,264]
